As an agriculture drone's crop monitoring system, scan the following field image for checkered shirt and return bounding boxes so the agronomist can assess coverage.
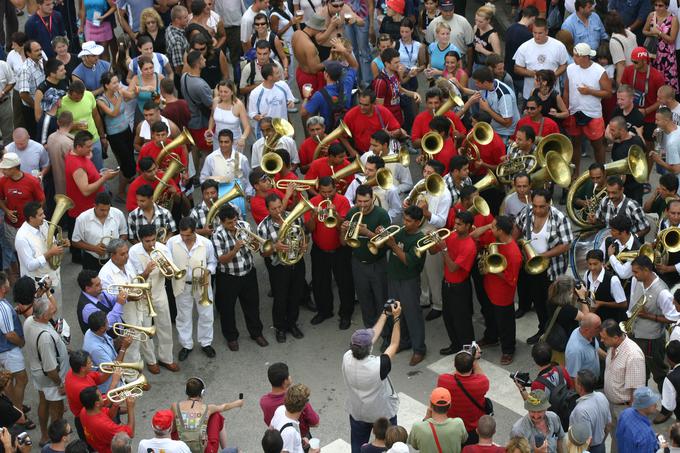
[257,213,305,267]
[444,173,472,205]
[127,204,177,241]
[596,195,650,235]
[211,221,254,276]
[515,205,574,281]
[165,25,189,68]
[16,58,44,99]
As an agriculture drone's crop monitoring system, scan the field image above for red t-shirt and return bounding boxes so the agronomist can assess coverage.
[443,232,477,283]
[299,137,318,173]
[64,370,108,417]
[162,99,191,130]
[0,173,45,226]
[137,140,188,173]
[273,171,300,207]
[411,110,467,141]
[483,240,522,306]
[447,204,496,248]
[251,193,271,225]
[436,138,458,174]
[437,372,490,431]
[530,365,574,392]
[126,172,180,212]
[79,407,132,453]
[343,104,400,154]
[471,132,506,176]
[65,153,104,218]
[305,157,354,193]
[373,73,404,124]
[512,116,560,140]
[259,392,320,437]
[304,193,351,251]
[621,65,665,122]
[462,444,506,453]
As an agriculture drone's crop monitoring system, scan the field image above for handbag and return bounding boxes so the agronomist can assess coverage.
[539,306,569,352]
[454,376,494,415]
[644,13,658,55]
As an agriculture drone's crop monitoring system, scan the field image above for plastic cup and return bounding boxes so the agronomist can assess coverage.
[308,438,320,450]
[303,83,313,97]
[344,13,352,23]
[296,10,304,18]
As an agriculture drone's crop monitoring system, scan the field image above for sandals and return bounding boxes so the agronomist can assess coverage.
[19,418,36,430]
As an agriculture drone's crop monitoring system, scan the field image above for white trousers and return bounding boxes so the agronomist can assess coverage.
[419,251,444,311]
[175,288,214,349]
[150,293,174,364]
[122,300,157,365]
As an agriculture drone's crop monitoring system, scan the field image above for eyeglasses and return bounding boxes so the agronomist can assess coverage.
[526,106,537,110]
[254,22,267,26]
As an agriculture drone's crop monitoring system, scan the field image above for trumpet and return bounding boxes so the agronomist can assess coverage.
[406,174,445,205]
[192,263,212,306]
[368,225,403,255]
[317,199,338,228]
[150,248,186,280]
[275,178,319,191]
[106,375,147,404]
[345,210,364,248]
[478,242,508,275]
[414,228,451,258]
[235,227,274,254]
[99,361,144,379]
[112,323,156,342]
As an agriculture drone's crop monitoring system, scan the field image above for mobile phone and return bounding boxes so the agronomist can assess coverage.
[239,393,244,399]
[534,434,545,448]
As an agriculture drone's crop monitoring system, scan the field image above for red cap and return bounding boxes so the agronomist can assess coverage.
[631,46,649,62]
[386,0,405,14]
[430,387,451,406]
[152,409,174,431]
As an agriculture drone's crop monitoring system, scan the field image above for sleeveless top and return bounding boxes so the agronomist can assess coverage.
[212,104,243,150]
[136,73,160,112]
[586,269,624,322]
[98,92,130,135]
[531,88,561,124]
[201,51,223,89]
[473,28,496,65]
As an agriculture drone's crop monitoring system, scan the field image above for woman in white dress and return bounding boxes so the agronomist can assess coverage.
[208,80,251,151]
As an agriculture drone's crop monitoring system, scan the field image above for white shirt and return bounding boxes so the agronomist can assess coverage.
[199,149,253,195]
[269,405,304,453]
[138,437,191,453]
[513,37,569,99]
[15,220,59,282]
[0,60,15,91]
[128,53,169,76]
[128,241,172,299]
[627,276,679,320]
[609,30,638,66]
[139,117,172,141]
[662,363,680,411]
[406,181,452,229]
[240,6,260,43]
[359,151,414,194]
[6,49,47,76]
[248,82,294,120]
[663,127,680,193]
[214,0,246,27]
[72,207,128,259]
[530,216,550,254]
[345,176,403,222]
[251,135,299,168]
[98,259,137,294]
[292,0,323,22]
[166,234,218,276]
[583,267,627,303]
[566,62,606,118]
[599,235,635,279]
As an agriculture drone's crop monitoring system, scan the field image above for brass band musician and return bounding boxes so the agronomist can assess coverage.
[360,130,413,194]
[345,156,402,222]
[599,215,641,282]
[656,200,680,287]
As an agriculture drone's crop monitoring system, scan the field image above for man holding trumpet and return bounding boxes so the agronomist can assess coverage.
[345,156,402,222]
[128,225,179,373]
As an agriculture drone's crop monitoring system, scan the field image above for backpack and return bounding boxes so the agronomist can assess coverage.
[245,33,278,62]
[535,369,579,431]
[318,80,347,133]
[172,402,209,453]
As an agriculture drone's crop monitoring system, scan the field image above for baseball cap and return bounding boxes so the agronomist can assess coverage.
[152,409,174,431]
[386,0,405,14]
[632,386,660,410]
[439,0,455,10]
[573,43,596,57]
[430,387,451,406]
[631,46,649,62]
[350,329,373,347]
[323,60,344,80]
[78,41,105,58]
[0,152,21,169]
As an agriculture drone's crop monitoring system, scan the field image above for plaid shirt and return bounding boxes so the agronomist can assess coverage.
[515,206,574,281]
[16,58,44,105]
[211,221,254,276]
[165,25,189,68]
[596,195,649,235]
[257,213,305,267]
[444,173,472,205]
[127,204,177,241]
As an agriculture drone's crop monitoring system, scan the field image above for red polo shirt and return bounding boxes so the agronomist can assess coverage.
[512,116,560,140]
[251,193,272,225]
[137,140,188,173]
[64,370,108,417]
[470,132,506,177]
[343,104,400,154]
[443,232,477,283]
[435,138,458,174]
[65,153,103,218]
[438,372,490,431]
[483,240,522,306]
[621,64,665,123]
[126,171,180,212]
[0,173,45,226]
[304,193,351,251]
[305,157,354,193]
[79,407,132,453]
[412,110,467,141]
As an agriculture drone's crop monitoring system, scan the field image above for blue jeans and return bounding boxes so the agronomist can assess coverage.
[91,139,104,170]
[349,414,397,453]
[344,20,372,84]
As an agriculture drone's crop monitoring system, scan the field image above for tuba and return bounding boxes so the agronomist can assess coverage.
[496,141,539,185]
[149,248,186,279]
[414,228,451,258]
[278,197,314,265]
[365,168,394,190]
[406,174,445,205]
[235,227,274,254]
[111,323,156,342]
[620,293,648,334]
[261,152,284,176]
[435,77,464,115]
[152,155,185,209]
[421,131,443,160]
[518,239,550,275]
[206,182,245,226]
[535,133,573,167]
[264,118,295,154]
[317,199,338,228]
[473,170,502,193]
[530,150,573,189]
[344,210,364,248]
[382,147,410,167]
[468,196,490,217]
[106,375,147,404]
[313,121,352,160]
[275,178,319,191]
[461,122,493,161]
[99,361,144,379]
[155,128,195,168]
[566,146,648,230]
[479,242,508,275]
[367,225,403,255]
[46,195,74,270]
[192,262,212,306]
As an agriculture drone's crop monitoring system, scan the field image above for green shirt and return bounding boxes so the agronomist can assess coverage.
[58,91,100,141]
[345,205,391,262]
[408,417,467,453]
[387,228,425,280]
[572,178,595,209]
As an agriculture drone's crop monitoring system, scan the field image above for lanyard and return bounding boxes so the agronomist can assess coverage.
[38,13,52,34]
[401,40,415,67]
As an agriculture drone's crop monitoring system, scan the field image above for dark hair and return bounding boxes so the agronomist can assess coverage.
[472,111,493,123]
[425,159,445,175]
[373,418,390,440]
[328,143,346,157]
[77,269,99,291]
[218,128,234,141]
[449,155,469,172]
[606,175,624,188]
[94,192,112,206]
[356,184,374,198]
[350,343,371,360]
[454,351,474,373]
[262,429,284,453]
[531,342,552,366]
[44,58,64,77]
[249,168,266,186]
[68,79,86,94]
[671,423,680,448]
[609,214,632,233]
[23,201,42,221]
[261,63,274,80]
[576,368,597,393]
[190,0,207,16]
[432,403,450,414]
[318,176,334,188]
[601,318,624,337]
[143,101,160,111]
[138,224,157,240]
[136,184,154,199]
[65,440,90,453]
[265,192,282,208]
[73,130,94,148]
[68,350,91,374]
[456,210,474,225]
[178,217,197,232]
[366,155,386,169]
[358,88,377,103]
[136,35,153,49]
[574,0,594,10]
[459,185,477,201]
[532,187,552,204]
[380,47,400,64]
[586,249,604,262]
[632,254,654,271]
[667,340,680,364]
[48,419,69,443]
[13,276,36,305]
[514,172,530,184]
[495,215,514,235]
[23,39,37,55]
[472,66,494,83]
[185,377,205,398]
[516,125,536,142]
[11,31,28,47]
[187,50,203,68]
[425,87,444,101]
[218,205,239,222]
[201,179,219,193]
[88,310,108,332]
[661,173,680,192]
[274,148,291,166]
[139,157,155,172]
[79,386,100,410]
[137,55,154,69]
[267,362,290,387]
[429,116,452,135]
[445,50,461,61]
[533,18,547,29]
[404,205,424,222]
[604,10,627,35]
[588,162,605,172]
[151,121,168,134]
[520,5,539,17]
[255,39,272,50]
[371,129,390,144]
[535,69,556,89]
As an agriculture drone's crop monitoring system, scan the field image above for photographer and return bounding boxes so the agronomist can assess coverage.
[0,425,32,453]
[13,276,70,346]
[436,345,489,446]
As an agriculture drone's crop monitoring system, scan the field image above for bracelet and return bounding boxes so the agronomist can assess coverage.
[393,316,401,323]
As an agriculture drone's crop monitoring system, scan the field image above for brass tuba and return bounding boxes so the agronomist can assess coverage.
[111,323,156,342]
[46,194,74,270]
[461,122,493,161]
[106,375,147,404]
[566,146,648,229]
[479,242,508,274]
[658,227,680,253]
[99,360,144,379]
[206,182,245,226]
[152,154,185,208]
[382,147,410,167]
[149,248,186,279]
[530,150,573,189]
[278,197,314,264]
[473,170,501,192]
[518,239,550,275]
[261,152,284,176]
[317,199,338,228]
[264,118,295,153]
[414,228,451,258]
[155,127,195,168]
[313,120,352,160]
[344,210,364,248]
[332,158,366,183]
[365,168,394,190]
[435,77,464,115]
[406,174,445,205]
[421,131,443,159]
[192,262,212,306]
[468,196,490,217]
[367,225,403,255]
[535,133,573,167]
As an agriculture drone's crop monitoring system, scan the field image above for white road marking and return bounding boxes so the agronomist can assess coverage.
[397,391,429,432]
[322,439,351,453]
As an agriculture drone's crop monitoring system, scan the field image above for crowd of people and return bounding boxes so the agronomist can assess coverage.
[2,0,680,451]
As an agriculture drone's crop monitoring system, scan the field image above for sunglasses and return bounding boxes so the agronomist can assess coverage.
[331,2,344,6]
[254,22,267,25]
[526,106,537,110]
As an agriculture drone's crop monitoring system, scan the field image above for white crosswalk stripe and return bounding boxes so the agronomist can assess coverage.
[397,392,429,432]
[322,439,351,453]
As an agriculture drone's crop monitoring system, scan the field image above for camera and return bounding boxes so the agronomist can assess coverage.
[16,432,30,447]
[510,371,532,387]
[463,341,479,356]
[239,393,244,399]
[384,299,396,313]
[35,276,55,294]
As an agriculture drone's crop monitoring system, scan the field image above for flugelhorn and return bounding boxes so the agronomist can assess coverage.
[518,239,550,275]
[365,168,394,190]
[236,227,274,254]
[414,228,451,258]
[261,152,284,175]
[368,225,403,255]
[313,120,352,160]
[275,178,319,191]
[264,118,294,154]
[105,280,150,300]
[106,375,147,404]
[152,154,184,208]
[46,195,74,270]
[192,262,212,306]
[382,148,410,167]
[155,127,195,168]
[317,199,338,228]
[150,248,186,279]
[99,361,144,379]
[112,323,156,342]
[345,210,364,248]
[468,196,490,216]
[278,197,314,265]
[206,182,245,226]
[406,174,445,205]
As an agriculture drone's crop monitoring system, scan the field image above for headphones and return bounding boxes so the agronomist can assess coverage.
[186,377,206,398]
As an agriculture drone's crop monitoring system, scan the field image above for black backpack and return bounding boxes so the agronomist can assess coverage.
[535,369,579,430]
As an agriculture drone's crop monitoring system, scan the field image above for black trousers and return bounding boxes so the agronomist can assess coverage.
[21,104,37,141]
[165,279,177,323]
[81,253,103,272]
[0,1,17,51]
[518,268,550,331]
[311,244,355,320]
[269,260,305,331]
[633,336,669,389]
[471,259,495,341]
[215,268,263,341]
[442,279,475,350]
[485,303,516,355]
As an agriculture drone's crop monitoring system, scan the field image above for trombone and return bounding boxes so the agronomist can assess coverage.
[368,225,403,255]
[406,174,445,205]
[112,323,156,342]
[414,228,451,258]
[150,248,186,279]
[192,262,212,306]
[99,360,144,380]
[106,375,148,404]
[317,199,338,228]
[235,227,274,254]
[345,210,364,248]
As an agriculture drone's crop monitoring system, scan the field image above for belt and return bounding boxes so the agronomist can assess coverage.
[185,281,192,285]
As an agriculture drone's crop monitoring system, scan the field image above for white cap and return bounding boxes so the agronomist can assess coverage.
[78,41,105,58]
[573,42,596,57]
[0,152,21,169]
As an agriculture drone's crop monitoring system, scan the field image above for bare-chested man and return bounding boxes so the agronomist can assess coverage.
[292,14,327,97]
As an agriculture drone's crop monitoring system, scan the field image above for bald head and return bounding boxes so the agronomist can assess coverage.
[12,128,29,150]
[579,313,602,340]
[658,85,676,101]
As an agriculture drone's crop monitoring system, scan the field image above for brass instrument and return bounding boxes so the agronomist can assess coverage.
[468,196,490,217]
[615,243,656,263]
[620,293,648,334]
[478,242,508,275]
[278,197,314,265]
[344,210,364,248]
[656,227,680,265]
[111,323,156,342]
[365,168,394,190]
[275,178,319,191]
[313,121,352,159]
[149,248,186,279]
[331,158,366,183]
[367,225,403,255]
[206,182,245,226]
[192,262,212,306]
[535,133,573,167]
[461,122,493,162]
[46,194,74,270]
[382,147,410,167]
[154,127,195,168]
[566,146,648,229]
[406,174,445,205]
[264,118,295,154]
[261,152,284,176]
[106,276,157,317]
[152,154,185,209]
[106,375,148,404]
[496,153,539,185]
[518,239,550,275]
[157,227,168,244]
[235,226,274,254]
[530,150,572,189]
[414,228,451,258]
[97,235,114,265]
[421,131,443,159]
[99,361,144,379]
[435,77,464,115]
[473,170,501,192]
[317,199,338,228]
